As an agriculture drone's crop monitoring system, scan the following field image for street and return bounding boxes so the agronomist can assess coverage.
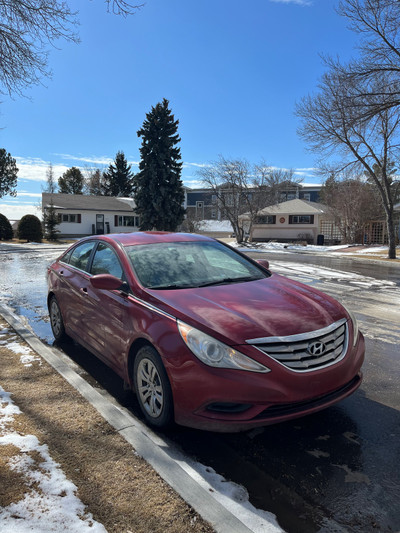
[0,243,399,533]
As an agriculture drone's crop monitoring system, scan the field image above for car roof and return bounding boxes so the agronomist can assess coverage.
[102,232,215,247]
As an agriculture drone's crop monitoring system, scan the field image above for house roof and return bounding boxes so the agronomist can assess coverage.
[42,193,136,212]
[257,199,327,216]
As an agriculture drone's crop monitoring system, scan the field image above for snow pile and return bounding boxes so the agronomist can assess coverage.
[229,240,397,257]
[198,220,233,232]
[0,329,41,367]
[230,240,350,254]
[0,386,107,533]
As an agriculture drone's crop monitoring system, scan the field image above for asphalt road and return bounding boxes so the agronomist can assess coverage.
[1,243,399,533]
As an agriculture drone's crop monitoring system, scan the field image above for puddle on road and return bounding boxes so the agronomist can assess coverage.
[0,250,58,343]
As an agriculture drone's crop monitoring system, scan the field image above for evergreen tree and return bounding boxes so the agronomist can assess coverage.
[134,98,185,231]
[103,151,134,196]
[43,163,59,240]
[0,148,18,197]
[0,213,13,240]
[43,204,59,241]
[58,167,84,194]
[18,214,43,242]
[43,163,57,193]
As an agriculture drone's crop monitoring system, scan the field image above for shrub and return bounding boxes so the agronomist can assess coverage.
[18,214,43,242]
[0,213,13,240]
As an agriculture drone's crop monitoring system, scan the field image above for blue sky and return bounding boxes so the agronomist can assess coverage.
[0,0,359,220]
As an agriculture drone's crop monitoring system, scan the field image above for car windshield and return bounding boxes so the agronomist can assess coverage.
[125,240,269,289]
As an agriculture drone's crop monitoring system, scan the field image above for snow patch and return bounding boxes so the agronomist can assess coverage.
[0,386,107,533]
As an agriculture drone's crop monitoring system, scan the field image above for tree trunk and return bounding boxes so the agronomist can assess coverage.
[386,210,397,259]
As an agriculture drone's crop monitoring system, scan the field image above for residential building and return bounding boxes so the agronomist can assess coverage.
[185,184,322,221]
[249,199,340,245]
[42,193,140,238]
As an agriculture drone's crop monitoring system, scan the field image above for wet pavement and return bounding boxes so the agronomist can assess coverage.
[1,243,399,533]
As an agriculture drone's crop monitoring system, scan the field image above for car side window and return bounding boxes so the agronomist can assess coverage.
[69,241,96,272]
[91,242,123,279]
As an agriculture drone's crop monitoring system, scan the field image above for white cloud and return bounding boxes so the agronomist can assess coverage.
[54,153,140,169]
[183,179,205,188]
[15,157,70,183]
[182,162,210,169]
[15,192,43,198]
[0,202,42,221]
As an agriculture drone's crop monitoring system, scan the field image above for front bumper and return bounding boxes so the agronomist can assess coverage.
[164,332,365,432]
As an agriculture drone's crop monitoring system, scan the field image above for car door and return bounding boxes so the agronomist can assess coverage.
[81,241,132,374]
[57,240,97,340]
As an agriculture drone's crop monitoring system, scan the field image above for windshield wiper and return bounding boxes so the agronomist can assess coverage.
[147,283,195,290]
[147,284,180,290]
[197,275,263,288]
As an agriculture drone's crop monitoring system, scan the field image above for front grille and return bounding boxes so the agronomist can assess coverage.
[253,375,361,419]
[246,318,348,372]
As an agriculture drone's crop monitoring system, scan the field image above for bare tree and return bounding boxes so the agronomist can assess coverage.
[253,163,302,207]
[198,157,251,242]
[320,174,383,243]
[296,71,400,259]
[0,1,142,97]
[330,0,400,119]
[198,156,302,242]
[84,167,106,195]
[105,0,143,15]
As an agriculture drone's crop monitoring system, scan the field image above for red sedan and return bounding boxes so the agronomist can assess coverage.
[47,232,364,432]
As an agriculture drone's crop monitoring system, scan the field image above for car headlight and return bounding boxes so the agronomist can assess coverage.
[343,305,359,346]
[178,321,270,373]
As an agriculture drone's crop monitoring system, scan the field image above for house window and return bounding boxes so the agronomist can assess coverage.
[116,216,140,227]
[61,214,81,223]
[211,195,217,204]
[211,209,217,219]
[255,215,276,224]
[302,193,311,201]
[289,215,314,224]
[225,193,234,206]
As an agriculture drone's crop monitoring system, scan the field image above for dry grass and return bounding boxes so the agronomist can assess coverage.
[0,320,214,533]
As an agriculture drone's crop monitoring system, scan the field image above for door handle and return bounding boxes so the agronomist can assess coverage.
[80,287,88,294]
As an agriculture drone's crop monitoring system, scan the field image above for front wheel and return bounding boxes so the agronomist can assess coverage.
[49,295,68,342]
[134,346,174,429]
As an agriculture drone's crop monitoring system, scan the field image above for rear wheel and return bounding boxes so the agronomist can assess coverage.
[49,296,68,342]
[134,346,173,429]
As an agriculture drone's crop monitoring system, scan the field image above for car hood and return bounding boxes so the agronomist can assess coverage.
[146,273,347,345]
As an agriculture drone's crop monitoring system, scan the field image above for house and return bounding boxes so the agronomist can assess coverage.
[42,193,140,238]
[248,199,339,245]
[185,184,322,221]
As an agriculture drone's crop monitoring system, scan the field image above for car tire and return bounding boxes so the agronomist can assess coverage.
[49,295,68,342]
[134,346,174,429]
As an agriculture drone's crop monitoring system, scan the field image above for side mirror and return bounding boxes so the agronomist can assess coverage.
[256,259,270,270]
[90,274,125,291]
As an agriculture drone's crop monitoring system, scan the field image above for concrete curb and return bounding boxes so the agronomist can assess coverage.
[0,303,279,533]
